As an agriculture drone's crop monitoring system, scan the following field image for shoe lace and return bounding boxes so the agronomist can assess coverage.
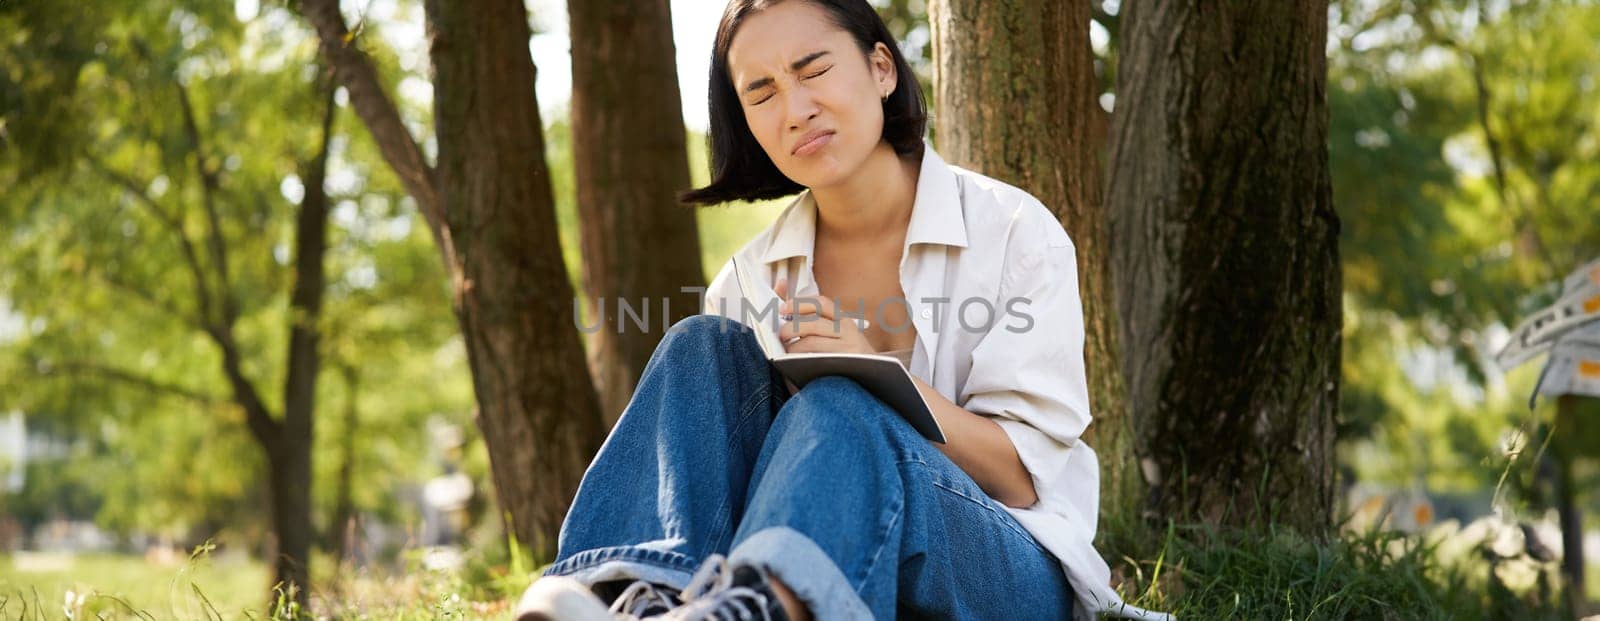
[608,579,682,619]
[656,554,774,621]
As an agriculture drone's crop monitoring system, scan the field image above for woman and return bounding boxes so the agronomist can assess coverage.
[517,1,1171,619]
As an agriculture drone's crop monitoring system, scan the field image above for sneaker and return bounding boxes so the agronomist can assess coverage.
[606,579,684,618]
[513,575,682,621]
[654,554,790,621]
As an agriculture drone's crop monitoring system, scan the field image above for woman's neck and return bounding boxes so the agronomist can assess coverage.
[810,141,919,246]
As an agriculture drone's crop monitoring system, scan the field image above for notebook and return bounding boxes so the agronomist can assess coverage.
[728,255,946,444]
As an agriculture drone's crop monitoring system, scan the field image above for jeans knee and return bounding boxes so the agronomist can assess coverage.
[668,313,738,336]
[666,314,750,346]
[654,314,752,361]
[644,314,771,431]
[778,377,898,434]
[766,377,912,473]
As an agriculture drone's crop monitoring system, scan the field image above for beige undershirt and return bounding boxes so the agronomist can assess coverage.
[783,257,916,370]
[878,346,914,370]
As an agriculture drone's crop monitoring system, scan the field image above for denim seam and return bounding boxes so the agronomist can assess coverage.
[898,457,1049,556]
[543,543,700,580]
[851,489,905,601]
[706,381,772,553]
[727,380,772,449]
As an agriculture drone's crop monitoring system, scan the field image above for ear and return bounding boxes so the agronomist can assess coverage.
[870,42,897,99]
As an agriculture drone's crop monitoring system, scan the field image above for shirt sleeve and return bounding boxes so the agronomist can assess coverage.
[956,202,1093,511]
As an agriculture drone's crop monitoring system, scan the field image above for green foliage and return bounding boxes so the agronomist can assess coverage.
[1329,0,1600,515]
[0,0,472,546]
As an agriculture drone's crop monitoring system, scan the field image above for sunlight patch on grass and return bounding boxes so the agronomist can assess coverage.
[1,547,268,619]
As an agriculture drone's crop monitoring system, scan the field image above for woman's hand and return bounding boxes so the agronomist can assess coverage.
[774,277,875,356]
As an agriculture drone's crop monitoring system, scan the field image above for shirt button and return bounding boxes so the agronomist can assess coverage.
[920,308,932,319]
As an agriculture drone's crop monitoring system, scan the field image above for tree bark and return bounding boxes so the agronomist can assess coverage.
[297,0,440,221]
[929,0,1139,521]
[264,444,314,608]
[265,84,336,608]
[422,0,607,559]
[1552,396,1588,617]
[568,0,705,426]
[298,0,609,560]
[328,364,359,568]
[1105,0,1341,534]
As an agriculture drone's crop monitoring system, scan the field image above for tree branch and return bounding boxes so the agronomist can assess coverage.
[96,269,205,330]
[47,361,223,406]
[87,158,279,446]
[1412,4,1556,277]
[78,80,285,450]
[1458,51,1556,276]
[176,81,238,325]
[207,324,282,449]
[85,156,181,232]
[294,0,442,229]
[86,156,219,326]
[167,82,288,450]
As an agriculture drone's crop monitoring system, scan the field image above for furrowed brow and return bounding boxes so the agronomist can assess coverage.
[741,50,832,95]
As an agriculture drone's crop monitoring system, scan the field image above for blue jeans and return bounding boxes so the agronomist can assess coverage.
[541,315,1076,619]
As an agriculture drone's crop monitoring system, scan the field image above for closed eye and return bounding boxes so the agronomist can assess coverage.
[749,66,834,106]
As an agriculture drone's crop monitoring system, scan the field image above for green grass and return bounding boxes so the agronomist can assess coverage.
[0,547,268,619]
[1592,560,1600,607]
[1098,518,1591,621]
[5,527,1592,619]
[0,527,550,620]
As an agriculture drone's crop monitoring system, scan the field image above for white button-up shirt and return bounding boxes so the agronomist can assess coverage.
[699,141,1173,620]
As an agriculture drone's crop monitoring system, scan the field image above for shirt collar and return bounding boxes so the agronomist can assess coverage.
[760,140,968,266]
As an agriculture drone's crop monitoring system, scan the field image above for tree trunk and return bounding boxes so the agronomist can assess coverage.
[568,0,705,426]
[265,84,336,609]
[265,443,314,609]
[1552,396,1588,617]
[423,0,607,560]
[328,364,359,567]
[929,0,1139,522]
[300,0,609,561]
[1105,0,1341,534]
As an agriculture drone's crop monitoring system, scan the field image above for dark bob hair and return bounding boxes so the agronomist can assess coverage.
[678,0,928,206]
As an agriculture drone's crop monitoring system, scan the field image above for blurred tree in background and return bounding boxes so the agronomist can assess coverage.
[295,0,608,567]
[0,0,471,609]
[1329,0,1600,534]
[1329,0,1600,614]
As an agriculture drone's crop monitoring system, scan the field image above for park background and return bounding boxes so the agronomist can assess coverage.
[1,0,1598,618]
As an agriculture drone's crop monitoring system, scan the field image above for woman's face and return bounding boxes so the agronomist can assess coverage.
[726,1,897,189]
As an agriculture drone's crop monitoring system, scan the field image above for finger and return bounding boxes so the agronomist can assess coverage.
[780,294,837,320]
[784,334,843,354]
[782,314,837,339]
[784,335,815,353]
[773,277,789,301]
[780,316,850,340]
